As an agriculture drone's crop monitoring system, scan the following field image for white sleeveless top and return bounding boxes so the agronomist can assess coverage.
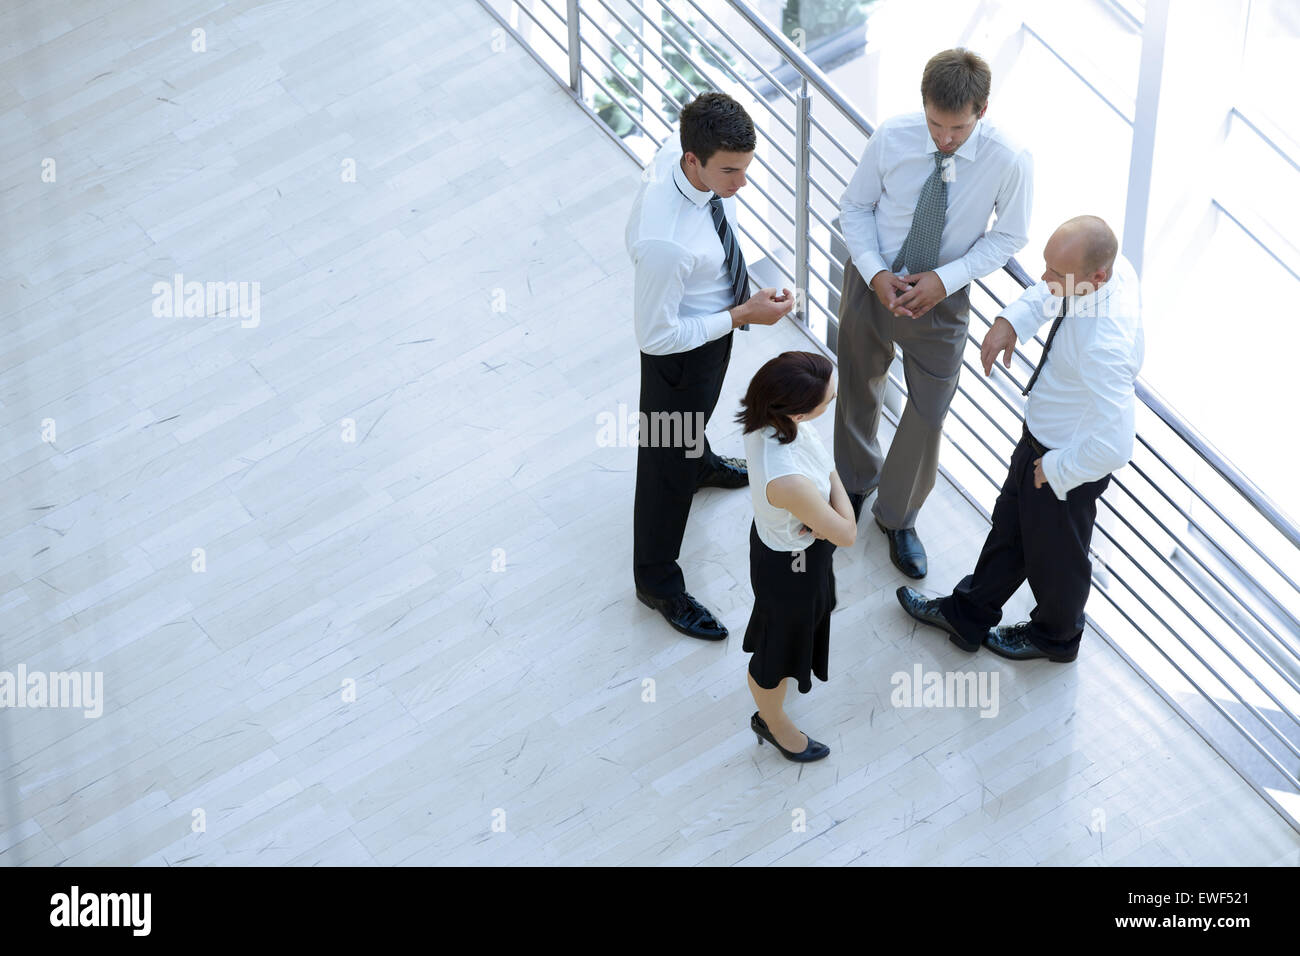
[743,423,835,552]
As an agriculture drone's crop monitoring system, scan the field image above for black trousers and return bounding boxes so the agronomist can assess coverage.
[938,428,1111,658]
[633,332,733,598]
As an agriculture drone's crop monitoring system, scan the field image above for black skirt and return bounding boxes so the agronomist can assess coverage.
[743,520,837,694]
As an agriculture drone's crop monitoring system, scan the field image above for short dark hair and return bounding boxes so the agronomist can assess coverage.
[679,91,756,166]
[735,351,834,445]
[921,48,991,115]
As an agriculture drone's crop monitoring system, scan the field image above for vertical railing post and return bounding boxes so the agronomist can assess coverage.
[793,77,811,324]
[567,0,581,95]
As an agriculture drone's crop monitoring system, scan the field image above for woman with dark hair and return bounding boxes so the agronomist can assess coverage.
[736,351,857,762]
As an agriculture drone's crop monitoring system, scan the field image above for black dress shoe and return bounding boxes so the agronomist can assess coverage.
[848,491,866,523]
[636,589,728,640]
[876,518,927,578]
[751,712,829,762]
[985,622,1077,662]
[697,456,748,490]
[895,586,980,652]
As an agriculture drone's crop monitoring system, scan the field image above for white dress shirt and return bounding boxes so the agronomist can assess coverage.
[840,112,1033,296]
[625,138,740,355]
[744,423,835,552]
[1001,254,1145,500]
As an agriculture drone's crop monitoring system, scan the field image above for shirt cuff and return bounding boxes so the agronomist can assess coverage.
[705,309,734,341]
[933,259,970,298]
[1005,298,1047,344]
[853,253,888,287]
[1041,450,1071,502]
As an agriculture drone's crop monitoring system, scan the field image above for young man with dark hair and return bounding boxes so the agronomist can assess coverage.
[625,91,794,640]
[835,48,1033,578]
[899,216,1143,663]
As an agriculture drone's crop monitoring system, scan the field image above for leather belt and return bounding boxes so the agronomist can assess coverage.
[1022,424,1049,457]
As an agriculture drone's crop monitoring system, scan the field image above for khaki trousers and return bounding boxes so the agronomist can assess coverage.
[832,258,971,530]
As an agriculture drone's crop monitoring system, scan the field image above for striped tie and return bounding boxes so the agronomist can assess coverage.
[892,151,949,275]
[1022,297,1069,396]
[709,194,751,320]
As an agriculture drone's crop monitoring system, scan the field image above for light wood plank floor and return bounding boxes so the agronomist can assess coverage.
[0,0,1296,865]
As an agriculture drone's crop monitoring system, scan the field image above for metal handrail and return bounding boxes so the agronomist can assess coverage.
[1020,23,1134,126]
[722,0,877,142]
[1231,107,1300,177]
[586,0,849,221]
[1135,378,1300,552]
[478,0,1300,821]
[493,0,1300,592]
[598,0,1300,564]
[1210,198,1300,286]
[720,0,1300,555]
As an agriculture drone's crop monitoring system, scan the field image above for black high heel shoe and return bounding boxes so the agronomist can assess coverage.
[751,712,830,762]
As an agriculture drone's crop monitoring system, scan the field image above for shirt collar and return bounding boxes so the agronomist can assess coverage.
[672,156,714,209]
[1068,255,1133,316]
[926,119,981,164]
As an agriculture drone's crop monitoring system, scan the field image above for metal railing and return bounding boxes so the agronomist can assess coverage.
[477,0,1300,831]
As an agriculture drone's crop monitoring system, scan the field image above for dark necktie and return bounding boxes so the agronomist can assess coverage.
[1022,297,1068,396]
[708,194,751,311]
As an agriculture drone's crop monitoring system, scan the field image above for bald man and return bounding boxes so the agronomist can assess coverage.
[897,216,1144,662]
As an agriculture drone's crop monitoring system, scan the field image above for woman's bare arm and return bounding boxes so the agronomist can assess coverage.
[766,474,857,548]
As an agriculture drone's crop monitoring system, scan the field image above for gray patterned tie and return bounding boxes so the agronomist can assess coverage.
[892,151,949,275]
